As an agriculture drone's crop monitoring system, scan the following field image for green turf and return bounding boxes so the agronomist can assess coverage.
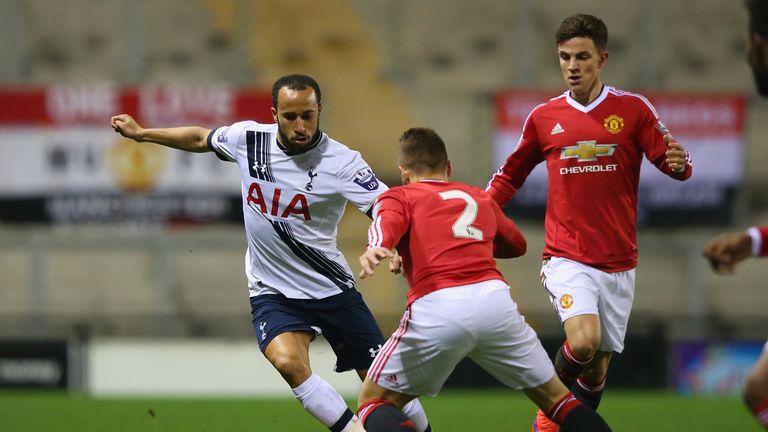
[0,390,760,431]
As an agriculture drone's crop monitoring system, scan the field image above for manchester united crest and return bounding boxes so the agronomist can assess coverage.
[559,294,574,309]
[603,114,624,134]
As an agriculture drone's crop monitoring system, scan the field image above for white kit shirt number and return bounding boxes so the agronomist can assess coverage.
[438,190,484,241]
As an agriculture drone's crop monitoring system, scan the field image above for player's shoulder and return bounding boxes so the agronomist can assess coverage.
[379,182,427,201]
[217,120,275,140]
[410,180,489,198]
[528,92,569,118]
[320,134,376,172]
[319,134,357,157]
[223,120,273,131]
[606,86,658,114]
[454,182,497,204]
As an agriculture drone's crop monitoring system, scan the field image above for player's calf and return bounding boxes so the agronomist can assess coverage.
[292,373,362,431]
[554,341,591,387]
[359,400,418,431]
[571,377,605,410]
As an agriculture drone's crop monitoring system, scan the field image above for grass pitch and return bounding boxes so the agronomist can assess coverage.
[0,389,759,431]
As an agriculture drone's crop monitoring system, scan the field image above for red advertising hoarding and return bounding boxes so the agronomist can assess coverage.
[0,84,272,224]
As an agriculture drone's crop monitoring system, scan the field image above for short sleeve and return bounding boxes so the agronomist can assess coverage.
[338,151,389,213]
[206,121,253,163]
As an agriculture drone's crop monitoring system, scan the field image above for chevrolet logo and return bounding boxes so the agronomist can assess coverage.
[560,141,616,162]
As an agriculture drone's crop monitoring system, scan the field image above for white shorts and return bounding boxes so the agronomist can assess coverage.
[367,279,555,397]
[541,257,635,353]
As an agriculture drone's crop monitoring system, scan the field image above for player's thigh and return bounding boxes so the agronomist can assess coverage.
[263,331,314,369]
[563,313,602,353]
[312,289,386,373]
[468,288,555,390]
[541,257,600,323]
[368,301,475,397]
[596,268,635,353]
[250,295,318,354]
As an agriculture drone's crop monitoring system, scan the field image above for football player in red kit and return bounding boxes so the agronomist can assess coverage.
[703,2,768,429]
[356,127,612,432]
[486,14,692,432]
[704,225,768,429]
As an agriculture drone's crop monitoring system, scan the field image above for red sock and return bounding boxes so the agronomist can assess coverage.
[573,376,605,410]
[554,341,592,387]
[563,341,592,366]
[358,399,390,426]
[752,399,768,427]
[547,392,582,425]
[358,399,416,431]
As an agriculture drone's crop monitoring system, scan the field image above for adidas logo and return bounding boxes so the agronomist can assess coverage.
[551,123,565,135]
[384,374,399,385]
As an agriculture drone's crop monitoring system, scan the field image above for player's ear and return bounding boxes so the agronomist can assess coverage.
[599,51,608,67]
[398,166,409,185]
[446,160,452,178]
[317,102,323,113]
[271,107,278,122]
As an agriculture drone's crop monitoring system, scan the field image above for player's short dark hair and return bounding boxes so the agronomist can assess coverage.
[398,128,448,174]
[746,0,768,37]
[271,74,322,108]
[555,13,608,53]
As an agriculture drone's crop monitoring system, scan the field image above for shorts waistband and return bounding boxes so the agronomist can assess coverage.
[421,279,509,301]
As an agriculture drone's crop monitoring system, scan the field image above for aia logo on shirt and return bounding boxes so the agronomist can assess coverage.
[354,168,379,191]
[247,183,311,221]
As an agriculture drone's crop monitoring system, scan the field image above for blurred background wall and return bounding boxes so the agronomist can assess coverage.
[0,0,767,393]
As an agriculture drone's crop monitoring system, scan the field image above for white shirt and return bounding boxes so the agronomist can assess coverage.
[208,121,388,299]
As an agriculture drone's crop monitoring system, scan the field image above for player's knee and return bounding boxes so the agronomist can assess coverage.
[271,355,312,386]
[568,335,600,360]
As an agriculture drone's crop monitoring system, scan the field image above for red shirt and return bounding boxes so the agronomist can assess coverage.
[487,86,692,272]
[754,226,768,256]
[367,180,526,305]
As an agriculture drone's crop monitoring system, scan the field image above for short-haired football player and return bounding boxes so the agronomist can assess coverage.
[702,3,768,429]
[111,74,432,432]
[486,14,692,431]
[356,127,612,432]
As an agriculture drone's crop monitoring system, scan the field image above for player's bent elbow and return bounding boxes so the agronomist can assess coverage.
[493,241,526,259]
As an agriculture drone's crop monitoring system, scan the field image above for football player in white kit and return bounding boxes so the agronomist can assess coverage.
[111,75,431,432]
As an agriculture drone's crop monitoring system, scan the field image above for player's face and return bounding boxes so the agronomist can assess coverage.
[271,87,322,153]
[557,37,607,104]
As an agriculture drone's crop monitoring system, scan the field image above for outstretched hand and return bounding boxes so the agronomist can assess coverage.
[703,231,752,274]
[359,247,395,279]
[110,114,143,141]
[664,134,687,173]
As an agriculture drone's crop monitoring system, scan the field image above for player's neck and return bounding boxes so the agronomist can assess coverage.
[410,175,448,183]
[570,83,604,106]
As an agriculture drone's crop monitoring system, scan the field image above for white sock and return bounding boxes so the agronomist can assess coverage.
[291,373,357,430]
[402,398,430,432]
